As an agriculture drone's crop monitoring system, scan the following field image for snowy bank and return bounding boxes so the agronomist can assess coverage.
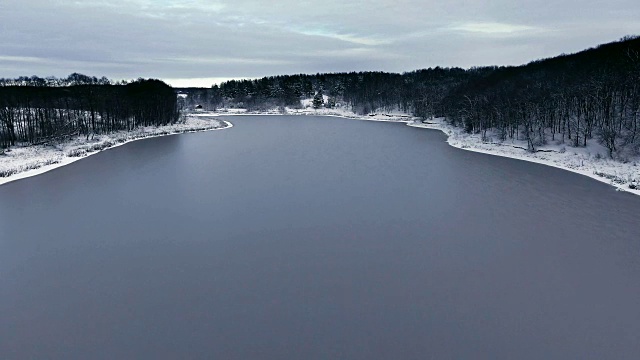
[5,103,639,197]
[208,105,640,197]
[0,116,232,186]
[408,118,640,196]
[203,104,416,122]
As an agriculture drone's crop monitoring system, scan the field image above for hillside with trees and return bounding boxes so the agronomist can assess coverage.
[0,74,178,149]
[180,36,640,159]
[441,36,640,158]
[4,37,638,161]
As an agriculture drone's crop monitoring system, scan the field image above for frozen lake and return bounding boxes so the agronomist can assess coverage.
[1,115,640,359]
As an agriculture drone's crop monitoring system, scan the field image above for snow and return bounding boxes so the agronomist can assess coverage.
[300,95,330,108]
[0,116,232,186]
[205,102,415,122]
[408,118,640,196]
[287,105,413,122]
[193,108,247,115]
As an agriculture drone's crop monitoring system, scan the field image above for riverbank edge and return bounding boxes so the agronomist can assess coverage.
[407,120,640,197]
[213,111,640,197]
[3,110,638,197]
[0,118,233,187]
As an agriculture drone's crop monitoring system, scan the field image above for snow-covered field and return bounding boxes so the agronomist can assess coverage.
[0,116,231,186]
[206,104,640,197]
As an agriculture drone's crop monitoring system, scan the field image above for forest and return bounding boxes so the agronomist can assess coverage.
[180,36,640,159]
[0,74,178,148]
[3,37,639,160]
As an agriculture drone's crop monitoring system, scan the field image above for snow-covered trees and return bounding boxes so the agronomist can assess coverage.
[0,76,178,147]
[312,89,324,109]
[439,36,640,158]
[176,36,640,159]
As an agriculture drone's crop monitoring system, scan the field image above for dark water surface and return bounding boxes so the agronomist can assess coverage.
[1,116,640,359]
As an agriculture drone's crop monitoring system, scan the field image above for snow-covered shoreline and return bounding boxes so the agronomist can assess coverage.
[209,107,640,197]
[0,116,232,186]
[3,106,639,197]
[407,119,640,196]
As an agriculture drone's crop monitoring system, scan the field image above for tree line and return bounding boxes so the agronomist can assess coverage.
[0,74,178,148]
[177,68,470,116]
[441,36,640,157]
[179,36,640,159]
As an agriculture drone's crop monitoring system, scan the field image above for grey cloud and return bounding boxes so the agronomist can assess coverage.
[1,0,639,84]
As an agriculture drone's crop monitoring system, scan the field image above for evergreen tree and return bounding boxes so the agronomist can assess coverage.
[313,89,324,109]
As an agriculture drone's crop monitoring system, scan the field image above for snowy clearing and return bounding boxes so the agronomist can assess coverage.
[0,116,231,186]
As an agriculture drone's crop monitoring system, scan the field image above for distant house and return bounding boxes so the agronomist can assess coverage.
[195,104,203,110]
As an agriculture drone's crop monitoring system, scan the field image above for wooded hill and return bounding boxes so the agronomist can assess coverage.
[0,75,178,148]
[181,36,640,158]
[3,37,638,159]
[442,36,640,157]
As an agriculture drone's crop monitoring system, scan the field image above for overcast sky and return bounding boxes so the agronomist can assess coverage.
[1,0,639,86]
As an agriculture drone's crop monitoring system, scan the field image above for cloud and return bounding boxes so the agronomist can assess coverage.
[163,77,249,87]
[446,22,540,35]
[1,0,639,84]
[65,0,226,14]
[290,28,390,46]
[152,56,293,66]
[0,55,45,63]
